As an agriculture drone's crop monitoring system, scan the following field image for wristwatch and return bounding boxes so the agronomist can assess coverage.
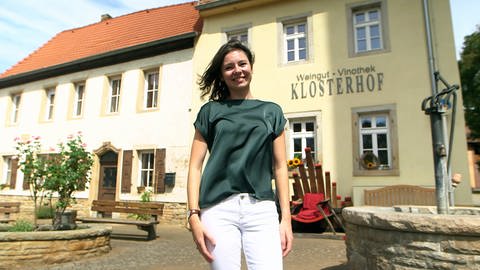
[187,209,201,220]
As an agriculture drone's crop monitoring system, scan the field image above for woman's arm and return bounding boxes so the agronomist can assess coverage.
[273,131,293,257]
[187,129,215,262]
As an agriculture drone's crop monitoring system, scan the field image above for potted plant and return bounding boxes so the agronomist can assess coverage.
[44,133,93,230]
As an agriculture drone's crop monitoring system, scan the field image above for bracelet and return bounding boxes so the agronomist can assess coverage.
[187,209,201,220]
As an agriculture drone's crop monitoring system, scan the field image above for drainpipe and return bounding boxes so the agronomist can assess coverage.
[422,0,449,214]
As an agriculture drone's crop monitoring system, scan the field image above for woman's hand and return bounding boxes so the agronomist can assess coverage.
[279,218,293,257]
[189,215,216,262]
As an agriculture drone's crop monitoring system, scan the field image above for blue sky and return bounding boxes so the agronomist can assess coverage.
[0,0,478,74]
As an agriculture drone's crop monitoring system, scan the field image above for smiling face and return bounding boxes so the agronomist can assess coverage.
[221,49,253,98]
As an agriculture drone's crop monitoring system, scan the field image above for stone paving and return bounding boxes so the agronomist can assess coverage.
[30,224,348,270]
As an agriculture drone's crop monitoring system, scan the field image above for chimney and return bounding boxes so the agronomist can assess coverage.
[101,14,112,22]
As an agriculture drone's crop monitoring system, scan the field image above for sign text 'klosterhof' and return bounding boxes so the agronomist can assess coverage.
[291,65,384,100]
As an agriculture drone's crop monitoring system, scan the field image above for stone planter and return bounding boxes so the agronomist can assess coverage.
[343,206,480,270]
[0,224,112,269]
[53,209,77,230]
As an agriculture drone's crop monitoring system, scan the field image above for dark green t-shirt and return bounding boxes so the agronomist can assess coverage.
[194,99,287,209]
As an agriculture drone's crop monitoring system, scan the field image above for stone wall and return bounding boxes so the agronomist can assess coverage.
[0,194,89,223]
[160,202,188,225]
[343,206,480,270]
[0,225,111,270]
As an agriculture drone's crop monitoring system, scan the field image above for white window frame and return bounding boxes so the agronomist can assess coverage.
[138,151,154,187]
[1,156,12,186]
[11,94,21,124]
[45,88,55,120]
[283,20,308,63]
[108,76,121,114]
[227,29,248,44]
[359,114,390,168]
[144,71,159,109]
[352,104,399,176]
[289,119,317,161]
[353,8,383,53]
[73,82,85,117]
[347,0,390,57]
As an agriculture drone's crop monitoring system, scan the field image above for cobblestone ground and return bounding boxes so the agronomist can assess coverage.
[30,224,348,270]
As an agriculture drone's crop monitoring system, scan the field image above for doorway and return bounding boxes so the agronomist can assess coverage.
[98,151,118,203]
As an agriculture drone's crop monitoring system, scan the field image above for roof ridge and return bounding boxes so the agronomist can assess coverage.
[60,1,197,34]
[0,1,201,79]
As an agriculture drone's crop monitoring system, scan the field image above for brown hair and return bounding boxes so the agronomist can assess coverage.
[198,40,255,101]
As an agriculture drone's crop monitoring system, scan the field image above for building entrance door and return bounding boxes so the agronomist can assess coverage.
[97,151,118,217]
[99,165,117,201]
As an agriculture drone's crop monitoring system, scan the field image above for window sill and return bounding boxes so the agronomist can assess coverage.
[353,168,399,177]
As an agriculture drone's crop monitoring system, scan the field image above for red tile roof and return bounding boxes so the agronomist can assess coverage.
[0,2,202,79]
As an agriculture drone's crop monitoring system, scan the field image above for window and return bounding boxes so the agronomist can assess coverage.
[73,82,85,117]
[289,119,316,161]
[359,114,389,167]
[352,105,398,176]
[144,71,159,109]
[227,29,248,44]
[10,94,21,124]
[283,20,307,62]
[1,156,12,186]
[108,77,121,113]
[347,1,389,57]
[45,88,55,120]
[139,151,154,187]
[353,8,382,52]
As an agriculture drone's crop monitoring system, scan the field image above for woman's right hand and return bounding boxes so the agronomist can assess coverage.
[189,215,216,262]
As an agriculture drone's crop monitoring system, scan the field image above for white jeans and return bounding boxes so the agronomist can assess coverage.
[201,193,283,270]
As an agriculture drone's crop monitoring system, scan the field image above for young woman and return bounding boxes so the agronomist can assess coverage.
[187,40,293,270]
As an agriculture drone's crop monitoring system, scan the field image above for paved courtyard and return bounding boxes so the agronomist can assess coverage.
[30,224,348,270]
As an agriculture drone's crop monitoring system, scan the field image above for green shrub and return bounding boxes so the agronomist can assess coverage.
[36,205,55,219]
[8,220,35,232]
[128,190,152,221]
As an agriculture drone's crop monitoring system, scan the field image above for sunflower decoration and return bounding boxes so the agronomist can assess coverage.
[287,157,302,169]
[360,152,379,170]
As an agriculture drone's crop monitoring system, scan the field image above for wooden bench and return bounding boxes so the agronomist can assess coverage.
[0,202,21,223]
[364,185,436,206]
[76,200,164,240]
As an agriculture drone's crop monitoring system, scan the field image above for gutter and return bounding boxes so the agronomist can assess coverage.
[0,32,198,89]
[196,0,243,11]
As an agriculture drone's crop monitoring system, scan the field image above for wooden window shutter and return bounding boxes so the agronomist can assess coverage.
[121,150,133,193]
[154,148,166,194]
[10,158,18,189]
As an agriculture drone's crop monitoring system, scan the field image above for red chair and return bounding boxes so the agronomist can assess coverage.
[290,148,344,234]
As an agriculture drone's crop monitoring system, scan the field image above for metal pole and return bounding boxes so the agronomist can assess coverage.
[423,0,437,96]
[422,0,450,214]
[429,112,449,214]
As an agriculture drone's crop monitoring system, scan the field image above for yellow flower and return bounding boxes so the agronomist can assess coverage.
[293,158,301,167]
[287,160,294,167]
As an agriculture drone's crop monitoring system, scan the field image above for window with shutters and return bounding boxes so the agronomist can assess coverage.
[139,151,154,188]
[131,149,166,194]
[352,104,399,176]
